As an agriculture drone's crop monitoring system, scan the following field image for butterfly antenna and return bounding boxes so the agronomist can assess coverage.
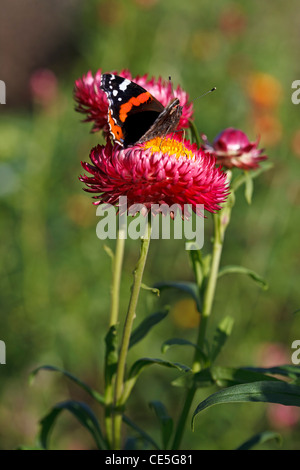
[169,76,174,97]
[192,87,216,103]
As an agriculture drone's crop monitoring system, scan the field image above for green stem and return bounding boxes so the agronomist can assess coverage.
[109,227,126,327]
[105,225,126,448]
[172,209,227,450]
[112,221,152,449]
[188,119,201,147]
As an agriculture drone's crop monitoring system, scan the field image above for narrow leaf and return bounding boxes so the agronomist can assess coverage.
[236,430,282,450]
[123,358,190,402]
[174,365,280,389]
[210,366,282,387]
[149,401,173,449]
[105,325,118,386]
[231,161,273,193]
[129,309,169,349]
[129,358,190,380]
[161,338,208,367]
[192,381,300,429]
[243,365,300,381]
[39,400,107,449]
[30,365,104,405]
[141,283,160,296]
[218,265,268,290]
[123,415,160,450]
[153,281,201,312]
[210,316,234,362]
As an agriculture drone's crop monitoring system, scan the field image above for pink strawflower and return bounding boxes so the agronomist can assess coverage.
[201,127,267,170]
[74,69,193,133]
[79,135,228,215]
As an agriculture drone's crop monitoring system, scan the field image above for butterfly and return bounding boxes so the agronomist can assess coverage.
[100,74,183,148]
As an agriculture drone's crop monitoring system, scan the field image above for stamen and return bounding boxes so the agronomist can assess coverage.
[143,137,193,160]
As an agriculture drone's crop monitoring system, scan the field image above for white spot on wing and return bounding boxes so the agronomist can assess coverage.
[119,79,131,91]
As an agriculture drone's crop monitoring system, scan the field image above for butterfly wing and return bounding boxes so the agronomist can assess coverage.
[101,74,164,147]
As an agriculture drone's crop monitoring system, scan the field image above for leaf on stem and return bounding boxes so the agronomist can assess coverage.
[210,316,234,363]
[192,381,300,429]
[173,365,281,389]
[105,325,118,386]
[218,265,268,290]
[161,338,208,365]
[149,400,173,449]
[30,365,105,405]
[235,430,282,450]
[140,283,160,296]
[39,400,107,449]
[123,415,160,450]
[129,308,169,349]
[154,281,201,312]
[122,358,190,403]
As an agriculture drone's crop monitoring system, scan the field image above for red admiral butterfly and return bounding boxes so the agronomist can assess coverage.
[100,74,183,148]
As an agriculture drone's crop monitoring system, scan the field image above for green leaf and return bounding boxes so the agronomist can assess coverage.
[129,308,169,349]
[210,316,234,363]
[172,370,213,389]
[129,357,190,379]
[161,338,208,367]
[192,381,300,429]
[209,366,282,387]
[123,415,160,450]
[105,325,118,386]
[173,365,281,389]
[231,162,273,193]
[30,365,104,405]
[236,430,282,450]
[123,358,190,402]
[153,281,201,312]
[39,400,107,449]
[141,283,160,296]
[244,365,300,381]
[149,401,173,449]
[218,265,268,290]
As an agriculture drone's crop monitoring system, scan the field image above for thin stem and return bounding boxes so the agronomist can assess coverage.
[172,210,226,450]
[109,226,126,327]
[112,221,152,449]
[105,224,126,448]
[188,119,201,147]
[193,213,223,368]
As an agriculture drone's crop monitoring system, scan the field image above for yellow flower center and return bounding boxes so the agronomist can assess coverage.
[143,137,193,160]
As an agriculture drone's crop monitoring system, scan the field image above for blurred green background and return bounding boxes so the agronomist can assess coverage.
[0,0,300,450]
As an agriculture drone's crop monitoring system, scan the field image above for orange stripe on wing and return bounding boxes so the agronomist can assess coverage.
[108,110,124,143]
[119,92,152,122]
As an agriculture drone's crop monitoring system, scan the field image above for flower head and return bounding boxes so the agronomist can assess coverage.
[79,135,228,215]
[201,127,267,170]
[74,69,193,133]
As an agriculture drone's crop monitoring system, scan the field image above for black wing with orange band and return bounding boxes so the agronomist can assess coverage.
[101,74,164,147]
